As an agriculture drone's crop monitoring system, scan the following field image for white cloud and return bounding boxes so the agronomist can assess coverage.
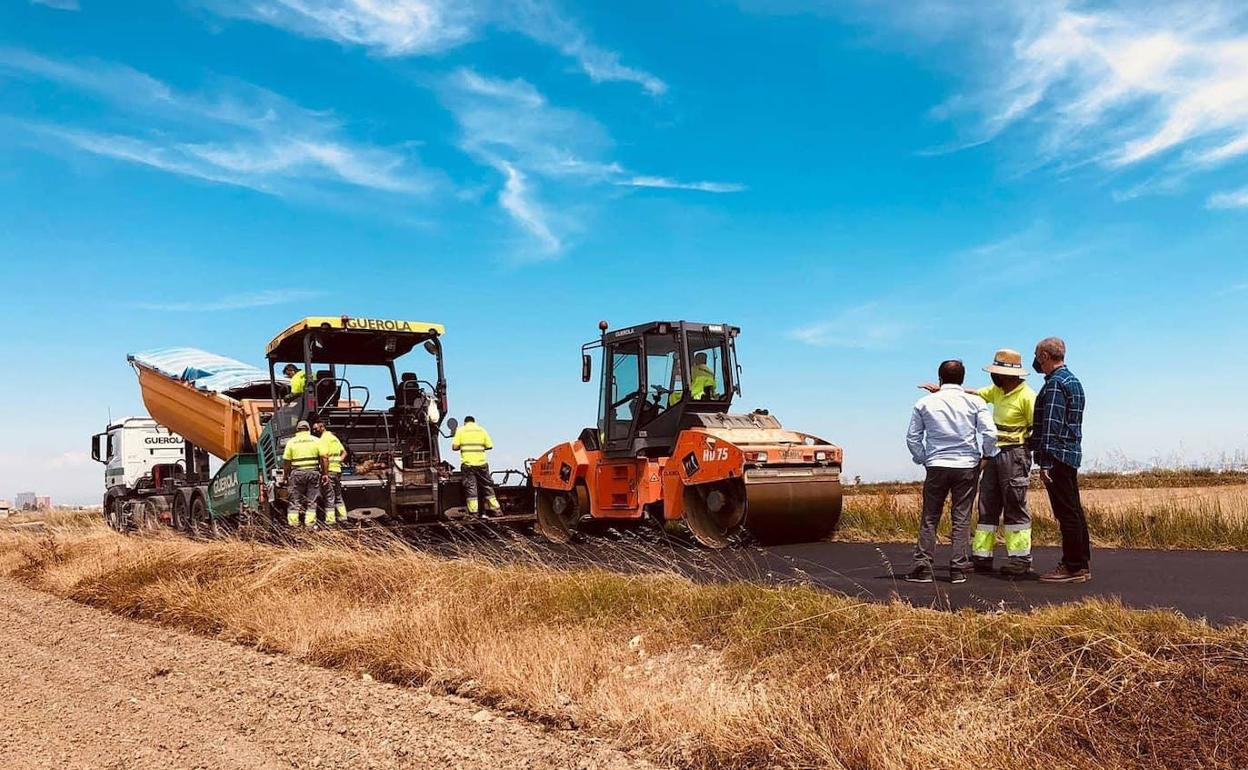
[0,49,433,198]
[45,451,90,470]
[496,162,560,253]
[619,176,747,193]
[203,0,666,94]
[132,289,323,312]
[864,1,1248,201]
[439,68,743,251]
[31,0,80,10]
[790,303,913,349]
[1208,186,1248,209]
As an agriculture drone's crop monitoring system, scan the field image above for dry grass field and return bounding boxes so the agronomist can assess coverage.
[842,482,1248,549]
[0,520,1244,770]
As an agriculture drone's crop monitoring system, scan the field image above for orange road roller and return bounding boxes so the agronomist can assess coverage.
[531,320,843,548]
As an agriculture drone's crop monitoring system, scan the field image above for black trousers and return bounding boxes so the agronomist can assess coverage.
[1042,462,1091,570]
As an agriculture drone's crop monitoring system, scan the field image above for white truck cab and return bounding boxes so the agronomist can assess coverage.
[91,417,186,491]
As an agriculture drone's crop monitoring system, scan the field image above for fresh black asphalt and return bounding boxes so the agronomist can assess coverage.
[427,527,1248,625]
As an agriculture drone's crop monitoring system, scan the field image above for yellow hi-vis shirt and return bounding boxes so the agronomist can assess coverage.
[289,370,307,395]
[283,430,326,469]
[452,423,493,467]
[690,363,717,400]
[977,383,1037,447]
[669,363,719,405]
[318,429,345,473]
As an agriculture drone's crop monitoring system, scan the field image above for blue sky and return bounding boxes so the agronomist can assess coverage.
[2,0,1246,504]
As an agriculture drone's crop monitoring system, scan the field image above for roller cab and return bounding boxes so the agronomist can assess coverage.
[532,321,843,548]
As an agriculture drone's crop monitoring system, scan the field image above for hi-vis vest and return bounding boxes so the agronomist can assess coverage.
[977,383,1036,447]
[452,423,493,467]
[318,430,345,473]
[670,363,718,405]
[283,430,324,469]
[289,370,307,395]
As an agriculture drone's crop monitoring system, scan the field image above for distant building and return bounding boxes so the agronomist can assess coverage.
[15,492,36,511]
[35,496,52,510]
[0,500,10,519]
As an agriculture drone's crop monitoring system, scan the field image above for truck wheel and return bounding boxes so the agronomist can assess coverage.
[104,497,124,532]
[135,499,161,532]
[188,494,212,539]
[170,492,189,533]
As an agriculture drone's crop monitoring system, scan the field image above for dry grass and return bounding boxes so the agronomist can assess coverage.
[840,485,1248,550]
[1,521,1245,770]
[848,469,1248,496]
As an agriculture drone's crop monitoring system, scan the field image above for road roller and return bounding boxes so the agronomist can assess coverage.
[530,320,844,548]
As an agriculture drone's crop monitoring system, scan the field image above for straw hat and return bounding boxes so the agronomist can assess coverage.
[983,348,1028,377]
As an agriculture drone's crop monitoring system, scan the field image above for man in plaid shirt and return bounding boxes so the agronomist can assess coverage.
[1028,337,1091,583]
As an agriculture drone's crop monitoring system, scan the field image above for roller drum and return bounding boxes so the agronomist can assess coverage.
[741,466,842,545]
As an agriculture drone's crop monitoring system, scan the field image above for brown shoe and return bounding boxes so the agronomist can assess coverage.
[1038,564,1091,583]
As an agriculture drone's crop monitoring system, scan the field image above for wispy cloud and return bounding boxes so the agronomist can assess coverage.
[133,289,323,312]
[30,0,80,10]
[1208,186,1248,209]
[790,303,913,349]
[45,450,90,469]
[496,162,560,252]
[0,48,433,198]
[439,68,742,253]
[202,0,666,95]
[869,1,1248,203]
[619,176,747,193]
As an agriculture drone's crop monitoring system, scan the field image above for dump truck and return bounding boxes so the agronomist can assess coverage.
[91,416,202,531]
[531,320,843,547]
[107,316,533,532]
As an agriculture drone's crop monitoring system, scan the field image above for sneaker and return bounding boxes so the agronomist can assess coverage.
[1038,564,1091,583]
[904,566,934,583]
[950,568,968,584]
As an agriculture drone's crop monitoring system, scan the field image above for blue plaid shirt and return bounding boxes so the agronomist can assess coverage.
[1029,365,1085,469]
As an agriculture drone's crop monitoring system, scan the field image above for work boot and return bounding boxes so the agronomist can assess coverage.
[971,557,995,574]
[999,562,1037,580]
[286,512,300,527]
[303,512,317,528]
[904,565,934,583]
[1038,563,1091,584]
[336,507,348,525]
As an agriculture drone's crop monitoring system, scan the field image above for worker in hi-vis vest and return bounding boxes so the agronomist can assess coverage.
[284,364,306,403]
[669,351,719,405]
[312,416,348,525]
[282,419,328,527]
[921,348,1036,576]
[451,416,502,516]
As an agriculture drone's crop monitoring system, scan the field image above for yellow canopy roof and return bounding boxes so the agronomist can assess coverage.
[266,316,446,363]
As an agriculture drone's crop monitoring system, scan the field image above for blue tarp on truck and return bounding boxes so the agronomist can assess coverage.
[127,347,284,396]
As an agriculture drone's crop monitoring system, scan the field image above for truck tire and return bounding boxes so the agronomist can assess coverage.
[104,495,125,532]
[188,492,212,539]
[170,490,190,533]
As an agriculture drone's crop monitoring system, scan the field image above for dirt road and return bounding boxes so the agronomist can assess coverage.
[0,580,653,770]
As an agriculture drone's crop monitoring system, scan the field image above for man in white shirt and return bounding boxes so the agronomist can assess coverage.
[904,360,999,584]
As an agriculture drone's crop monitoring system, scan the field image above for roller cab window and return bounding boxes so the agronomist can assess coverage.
[603,340,641,443]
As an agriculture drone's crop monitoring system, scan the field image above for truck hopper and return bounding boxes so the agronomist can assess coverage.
[127,348,279,460]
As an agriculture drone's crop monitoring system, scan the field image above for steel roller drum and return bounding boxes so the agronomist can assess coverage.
[741,466,843,544]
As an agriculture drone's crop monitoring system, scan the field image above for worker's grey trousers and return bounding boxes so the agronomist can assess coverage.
[288,468,321,521]
[462,464,501,515]
[974,446,1032,570]
[913,465,978,571]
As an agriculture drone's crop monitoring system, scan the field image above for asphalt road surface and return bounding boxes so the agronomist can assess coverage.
[426,527,1248,625]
